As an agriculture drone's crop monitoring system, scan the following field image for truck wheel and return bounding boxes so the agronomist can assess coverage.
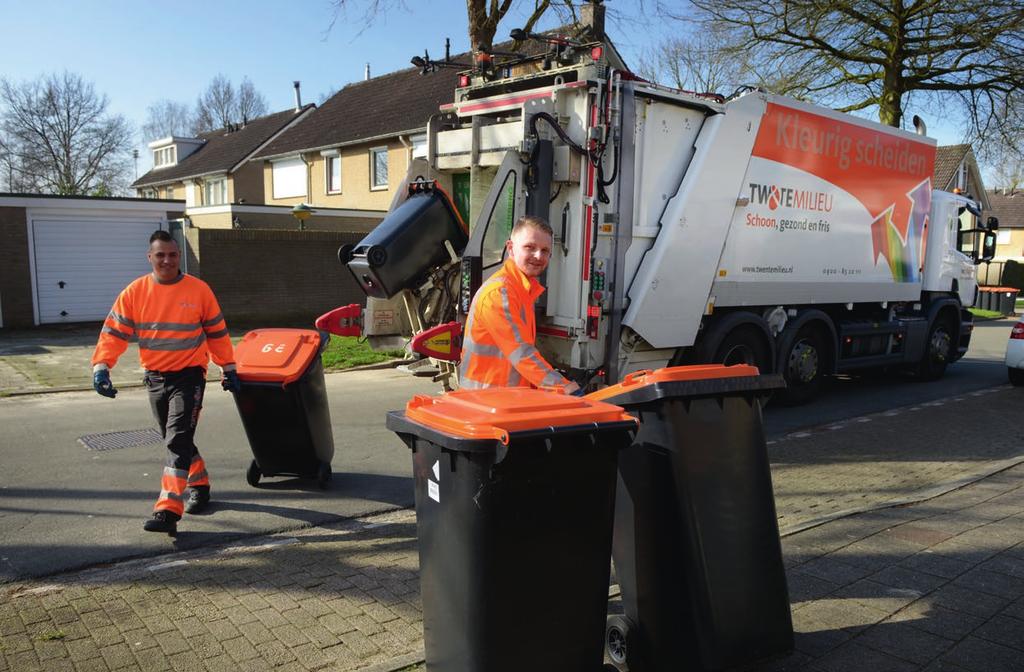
[605,614,637,671]
[713,326,772,374]
[917,318,955,381]
[780,327,827,405]
[1009,367,1024,387]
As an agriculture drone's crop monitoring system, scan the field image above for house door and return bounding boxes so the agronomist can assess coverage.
[31,215,164,324]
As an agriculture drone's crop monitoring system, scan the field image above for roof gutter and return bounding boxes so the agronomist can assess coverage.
[133,169,228,189]
[252,126,427,164]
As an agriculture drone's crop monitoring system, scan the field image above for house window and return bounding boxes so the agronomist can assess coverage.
[272,157,307,199]
[411,134,427,160]
[326,155,341,194]
[142,188,157,199]
[370,147,388,190]
[166,185,175,200]
[153,146,176,168]
[204,177,227,205]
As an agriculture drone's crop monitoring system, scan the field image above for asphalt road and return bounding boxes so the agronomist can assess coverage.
[763,316,1015,436]
[0,317,1016,583]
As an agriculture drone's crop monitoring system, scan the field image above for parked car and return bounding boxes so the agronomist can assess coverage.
[1007,321,1024,386]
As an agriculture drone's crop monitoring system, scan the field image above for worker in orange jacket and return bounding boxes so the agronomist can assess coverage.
[459,215,580,394]
[91,230,239,536]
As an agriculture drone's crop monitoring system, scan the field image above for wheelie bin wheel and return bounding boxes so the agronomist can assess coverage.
[246,460,262,487]
[606,614,637,671]
[317,462,332,489]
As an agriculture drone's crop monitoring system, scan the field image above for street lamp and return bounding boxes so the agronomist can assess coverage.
[291,202,315,231]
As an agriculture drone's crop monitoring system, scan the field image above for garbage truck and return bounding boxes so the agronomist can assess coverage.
[321,30,999,403]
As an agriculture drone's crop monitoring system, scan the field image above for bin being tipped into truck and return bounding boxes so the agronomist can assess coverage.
[318,29,999,404]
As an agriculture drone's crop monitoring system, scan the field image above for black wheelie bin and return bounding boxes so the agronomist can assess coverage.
[387,387,637,672]
[589,365,791,672]
[233,328,334,488]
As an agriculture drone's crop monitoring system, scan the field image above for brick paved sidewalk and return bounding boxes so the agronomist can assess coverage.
[4,463,1023,672]
[3,387,1023,672]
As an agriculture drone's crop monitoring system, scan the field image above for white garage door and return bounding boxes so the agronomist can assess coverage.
[32,216,164,324]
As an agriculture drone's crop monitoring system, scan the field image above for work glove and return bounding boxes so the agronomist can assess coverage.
[93,369,117,398]
[221,369,242,393]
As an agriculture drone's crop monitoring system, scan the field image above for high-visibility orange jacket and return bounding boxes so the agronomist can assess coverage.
[459,258,573,391]
[92,273,235,373]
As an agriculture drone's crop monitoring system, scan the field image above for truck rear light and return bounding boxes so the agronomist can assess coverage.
[458,74,470,87]
[590,46,603,61]
[1011,322,1024,339]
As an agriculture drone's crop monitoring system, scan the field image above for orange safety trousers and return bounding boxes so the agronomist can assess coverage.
[146,367,209,517]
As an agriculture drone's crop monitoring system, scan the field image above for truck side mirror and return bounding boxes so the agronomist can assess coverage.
[987,216,999,231]
[982,231,997,263]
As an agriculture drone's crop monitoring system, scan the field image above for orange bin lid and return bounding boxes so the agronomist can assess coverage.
[235,329,324,385]
[587,364,760,403]
[403,387,636,445]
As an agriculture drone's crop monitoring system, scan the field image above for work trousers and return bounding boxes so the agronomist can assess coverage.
[145,367,210,517]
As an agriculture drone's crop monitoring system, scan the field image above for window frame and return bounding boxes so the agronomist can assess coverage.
[153,146,176,168]
[203,177,227,206]
[325,154,342,194]
[369,146,389,191]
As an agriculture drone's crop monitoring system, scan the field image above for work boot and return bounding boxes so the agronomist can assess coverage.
[184,487,210,514]
[143,510,180,536]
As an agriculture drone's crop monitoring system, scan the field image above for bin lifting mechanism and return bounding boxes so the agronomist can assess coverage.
[410,321,463,361]
[315,304,362,337]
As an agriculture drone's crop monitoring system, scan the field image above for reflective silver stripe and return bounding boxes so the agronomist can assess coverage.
[507,368,522,386]
[540,369,564,387]
[187,470,208,483]
[202,313,224,327]
[205,328,229,339]
[102,325,131,342]
[498,287,528,346]
[136,321,201,332]
[163,467,189,479]
[459,376,489,390]
[139,333,207,351]
[158,490,183,502]
[508,342,536,365]
[462,340,503,358]
[109,311,135,328]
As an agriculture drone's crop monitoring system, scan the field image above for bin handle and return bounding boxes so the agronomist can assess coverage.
[620,369,653,387]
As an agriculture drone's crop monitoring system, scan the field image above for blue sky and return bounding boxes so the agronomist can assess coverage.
[0,0,965,174]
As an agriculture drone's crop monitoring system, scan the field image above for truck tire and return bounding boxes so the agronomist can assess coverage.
[916,316,956,381]
[712,325,772,374]
[779,325,828,405]
[1009,367,1024,387]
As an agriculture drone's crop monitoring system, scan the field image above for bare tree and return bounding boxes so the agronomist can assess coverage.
[193,75,269,132]
[669,0,1024,139]
[328,0,573,54]
[0,72,132,195]
[142,99,194,142]
[195,74,237,132]
[236,77,268,123]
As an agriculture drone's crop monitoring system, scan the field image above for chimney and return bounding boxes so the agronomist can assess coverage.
[365,63,371,81]
[293,81,302,112]
[581,0,605,40]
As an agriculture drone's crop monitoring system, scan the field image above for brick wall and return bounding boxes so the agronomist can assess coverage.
[0,206,32,327]
[194,228,368,326]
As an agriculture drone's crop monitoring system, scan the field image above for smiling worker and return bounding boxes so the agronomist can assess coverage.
[91,230,240,536]
[458,215,580,394]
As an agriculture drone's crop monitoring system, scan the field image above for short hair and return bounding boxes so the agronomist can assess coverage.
[511,215,553,237]
[149,230,175,245]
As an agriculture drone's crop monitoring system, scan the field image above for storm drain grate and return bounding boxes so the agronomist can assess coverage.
[78,428,163,451]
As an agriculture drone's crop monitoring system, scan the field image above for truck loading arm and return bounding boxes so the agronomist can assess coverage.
[622,92,767,349]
